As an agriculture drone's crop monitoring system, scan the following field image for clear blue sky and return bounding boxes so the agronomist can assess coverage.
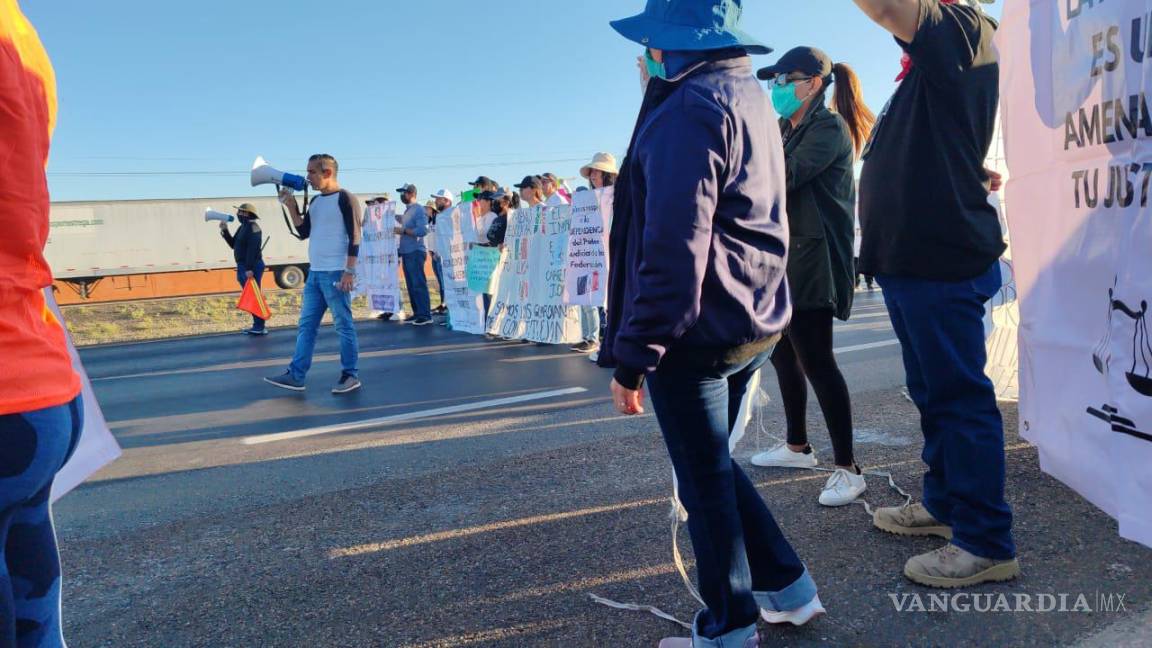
[27,1,1001,202]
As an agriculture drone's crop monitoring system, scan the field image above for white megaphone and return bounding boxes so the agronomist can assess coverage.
[250,156,308,191]
[204,208,235,223]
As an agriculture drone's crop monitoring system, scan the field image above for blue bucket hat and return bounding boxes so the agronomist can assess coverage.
[610,0,771,55]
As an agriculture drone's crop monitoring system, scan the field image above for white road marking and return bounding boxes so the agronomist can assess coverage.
[241,387,589,445]
[834,339,900,354]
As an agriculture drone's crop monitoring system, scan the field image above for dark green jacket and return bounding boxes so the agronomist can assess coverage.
[781,100,856,321]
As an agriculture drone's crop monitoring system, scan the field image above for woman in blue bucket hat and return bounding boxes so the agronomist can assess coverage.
[602,1,824,647]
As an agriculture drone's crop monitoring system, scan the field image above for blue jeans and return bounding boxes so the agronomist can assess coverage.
[0,397,83,648]
[237,263,266,330]
[646,348,818,643]
[878,262,1015,560]
[430,252,445,306]
[288,270,358,381]
[401,251,432,319]
[579,305,600,342]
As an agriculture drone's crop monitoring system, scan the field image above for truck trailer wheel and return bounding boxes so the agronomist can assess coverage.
[274,265,307,290]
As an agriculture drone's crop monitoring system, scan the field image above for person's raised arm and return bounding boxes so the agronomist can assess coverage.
[852,0,921,43]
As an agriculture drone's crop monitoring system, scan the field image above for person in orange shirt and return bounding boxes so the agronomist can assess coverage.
[1,2,84,646]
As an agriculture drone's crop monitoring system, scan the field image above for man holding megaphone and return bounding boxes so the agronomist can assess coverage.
[219,203,267,335]
[264,154,364,395]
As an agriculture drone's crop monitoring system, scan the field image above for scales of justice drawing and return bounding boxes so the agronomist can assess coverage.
[1087,283,1152,443]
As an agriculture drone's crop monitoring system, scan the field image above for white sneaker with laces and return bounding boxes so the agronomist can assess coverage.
[761,595,826,626]
[750,444,818,469]
[818,468,867,507]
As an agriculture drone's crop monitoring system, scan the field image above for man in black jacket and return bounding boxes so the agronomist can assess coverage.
[220,202,268,336]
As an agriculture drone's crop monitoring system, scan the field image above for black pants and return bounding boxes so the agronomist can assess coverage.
[770,308,855,467]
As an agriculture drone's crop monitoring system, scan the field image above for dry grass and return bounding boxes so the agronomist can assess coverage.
[62,288,438,347]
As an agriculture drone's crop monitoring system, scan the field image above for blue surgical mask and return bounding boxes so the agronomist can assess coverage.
[644,49,667,80]
[771,83,805,120]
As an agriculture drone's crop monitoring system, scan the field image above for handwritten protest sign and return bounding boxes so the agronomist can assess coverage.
[357,201,402,313]
[564,186,613,307]
[435,203,486,334]
[487,205,582,343]
[466,245,501,294]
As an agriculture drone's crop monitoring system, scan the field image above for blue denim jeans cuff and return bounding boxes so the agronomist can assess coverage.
[691,612,758,648]
[752,567,818,613]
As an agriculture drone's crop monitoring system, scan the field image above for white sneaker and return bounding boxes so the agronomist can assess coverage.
[589,351,599,363]
[750,444,818,469]
[818,468,867,507]
[761,595,826,626]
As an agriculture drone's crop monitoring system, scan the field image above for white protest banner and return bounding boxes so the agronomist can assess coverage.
[487,205,582,343]
[435,203,486,335]
[999,0,1152,548]
[564,186,613,307]
[357,201,402,314]
[44,289,121,502]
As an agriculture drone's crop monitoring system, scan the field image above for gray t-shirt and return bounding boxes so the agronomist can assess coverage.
[397,203,429,255]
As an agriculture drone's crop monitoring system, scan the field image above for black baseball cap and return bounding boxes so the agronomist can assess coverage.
[514,175,542,189]
[756,46,833,81]
[469,176,496,187]
[396,183,417,194]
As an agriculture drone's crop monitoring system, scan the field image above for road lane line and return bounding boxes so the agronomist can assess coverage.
[834,339,900,354]
[91,341,520,382]
[241,387,589,445]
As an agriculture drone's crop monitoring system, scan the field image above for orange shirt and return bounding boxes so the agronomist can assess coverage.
[0,1,80,415]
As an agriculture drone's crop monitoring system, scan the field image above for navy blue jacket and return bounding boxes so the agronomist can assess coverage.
[221,219,263,269]
[604,51,791,389]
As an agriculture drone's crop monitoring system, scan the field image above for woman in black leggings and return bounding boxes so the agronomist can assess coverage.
[751,48,874,507]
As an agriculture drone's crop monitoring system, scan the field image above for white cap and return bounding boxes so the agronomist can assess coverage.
[430,189,455,203]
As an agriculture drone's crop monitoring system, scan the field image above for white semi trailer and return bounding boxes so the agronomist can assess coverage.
[45,195,318,298]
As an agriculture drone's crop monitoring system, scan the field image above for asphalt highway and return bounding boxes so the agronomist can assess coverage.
[54,290,1152,647]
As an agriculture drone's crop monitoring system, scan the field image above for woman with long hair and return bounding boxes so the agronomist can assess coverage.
[751,49,876,507]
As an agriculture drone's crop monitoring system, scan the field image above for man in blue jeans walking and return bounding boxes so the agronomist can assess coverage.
[854,0,1019,587]
[265,154,364,394]
[395,183,433,326]
[604,2,821,646]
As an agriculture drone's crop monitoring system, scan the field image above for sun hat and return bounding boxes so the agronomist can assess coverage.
[233,202,259,218]
[610,0,771,55]
[580,152,620,179]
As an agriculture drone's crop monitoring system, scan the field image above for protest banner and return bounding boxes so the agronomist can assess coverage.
[487,205,582,343]
[356,201,402,314]
[564,186,613,307]
[466,245,501,295]
[999,0,1152,548]
[435,203,486,334]
[45,289,121,502]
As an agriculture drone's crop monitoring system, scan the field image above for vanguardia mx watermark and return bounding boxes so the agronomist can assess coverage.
[889,591,1130,613]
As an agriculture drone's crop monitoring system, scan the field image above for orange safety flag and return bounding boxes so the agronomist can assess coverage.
[236,278,272,320]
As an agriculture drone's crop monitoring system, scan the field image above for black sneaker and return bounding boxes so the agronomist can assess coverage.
[244,328,269,336]
[569,340,598,353]
[332,373,362,394]
[377,312,394,321]
[409,316,434,326]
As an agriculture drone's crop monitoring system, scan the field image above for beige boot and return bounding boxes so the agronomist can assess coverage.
[904,543,1021,588]
[873,502,953,539]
